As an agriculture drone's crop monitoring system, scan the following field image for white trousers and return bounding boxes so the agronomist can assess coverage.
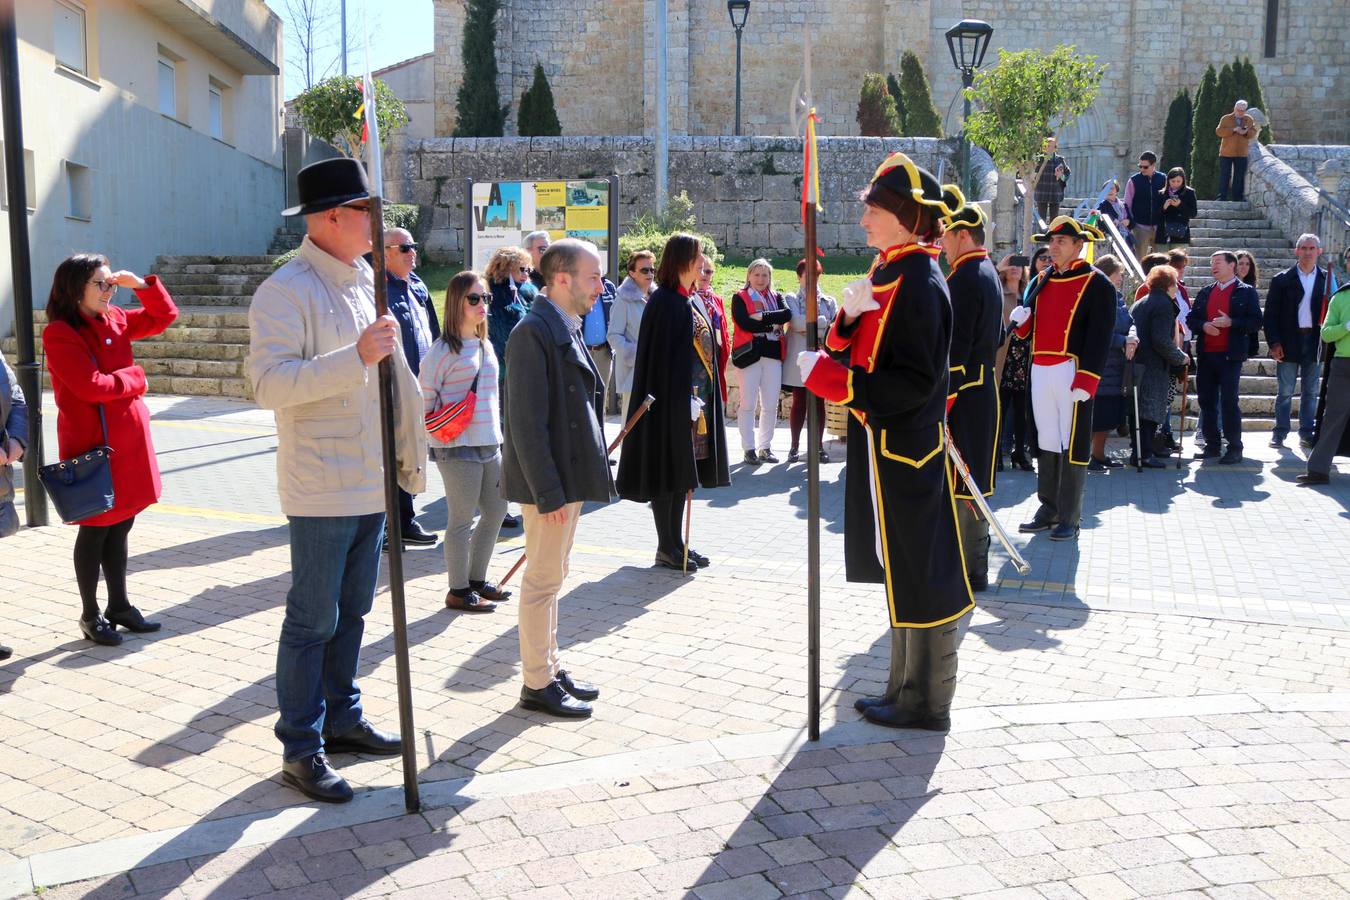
[1030,359,1076,453]
[738,357,782,452]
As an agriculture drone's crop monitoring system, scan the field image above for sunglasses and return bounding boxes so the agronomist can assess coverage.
[89,279,116,293]
[638,266,656,275]
[517,266,530,273]
[464,293,487,306]
[342,202,371,213]
[700,269,715,276]
[386,242,416,253]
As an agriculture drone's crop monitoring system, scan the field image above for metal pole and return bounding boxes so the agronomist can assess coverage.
[0,2,47,526]
[734,28,743,136]
[960,70,973,199]
[654,0,668,214]
[340,0,347,76]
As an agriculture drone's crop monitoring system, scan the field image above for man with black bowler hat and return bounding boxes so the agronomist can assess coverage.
[248,158,426,802]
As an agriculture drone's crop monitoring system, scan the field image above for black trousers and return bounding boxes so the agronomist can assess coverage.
[651,493,686,555]
[74,516,136,620]
[1198,353,1244,451]
[1001,386,1030,459]
[1218,156,1248,201]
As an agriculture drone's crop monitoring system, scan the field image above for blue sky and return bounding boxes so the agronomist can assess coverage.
[265,0,434,99]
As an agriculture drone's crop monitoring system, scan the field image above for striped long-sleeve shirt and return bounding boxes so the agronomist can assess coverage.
[419,336,502,451]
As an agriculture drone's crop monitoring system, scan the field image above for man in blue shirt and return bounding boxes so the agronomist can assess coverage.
[383,228,440,546]
[581,276,618,416]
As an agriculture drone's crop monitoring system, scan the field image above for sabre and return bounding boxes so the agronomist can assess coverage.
[945,425,1031,575]
[498,394,655,587]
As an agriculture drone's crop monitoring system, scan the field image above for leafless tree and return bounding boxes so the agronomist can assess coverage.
[283,0,380,92]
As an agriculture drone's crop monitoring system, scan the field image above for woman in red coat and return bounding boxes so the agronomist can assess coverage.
[42,254,178,645]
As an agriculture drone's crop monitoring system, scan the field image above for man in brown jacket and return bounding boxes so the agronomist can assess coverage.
[1215,100,1255,201]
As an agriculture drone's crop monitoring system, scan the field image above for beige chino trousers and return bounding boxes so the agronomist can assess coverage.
[519,502,582,690]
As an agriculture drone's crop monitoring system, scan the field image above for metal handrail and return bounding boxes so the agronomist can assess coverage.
[1013,177,1048,234]
[1097,213,1145,284]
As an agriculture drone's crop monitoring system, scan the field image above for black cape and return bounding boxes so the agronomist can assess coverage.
[945,252,1003,498]
[615,285,730,501]
[1314,286,1350,459]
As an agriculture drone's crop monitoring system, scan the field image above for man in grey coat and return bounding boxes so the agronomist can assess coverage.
[503,239,614,719]
[0,356,28,659]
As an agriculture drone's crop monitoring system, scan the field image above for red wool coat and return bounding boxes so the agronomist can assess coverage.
[42,277,179,525]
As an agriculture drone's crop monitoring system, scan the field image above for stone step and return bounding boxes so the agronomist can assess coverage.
[140,358,245,379]
[156,255,276,266]
[155,273,269,287]
[161,294,254,308]
[155,264,276,276]
[1187,228,1287,240]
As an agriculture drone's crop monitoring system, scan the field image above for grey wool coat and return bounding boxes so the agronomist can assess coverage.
[501,297,615,513]
[1129,290,1190,424]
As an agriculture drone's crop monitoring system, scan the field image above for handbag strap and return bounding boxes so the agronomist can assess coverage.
[467,340,483,392]
[80,341,110,445]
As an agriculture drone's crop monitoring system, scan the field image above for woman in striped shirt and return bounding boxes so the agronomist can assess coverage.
[420,271,511,613]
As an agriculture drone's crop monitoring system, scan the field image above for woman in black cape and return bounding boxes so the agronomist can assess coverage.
[614,234,730,570]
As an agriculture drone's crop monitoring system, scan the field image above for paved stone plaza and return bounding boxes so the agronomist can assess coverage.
[1,394,1349,899]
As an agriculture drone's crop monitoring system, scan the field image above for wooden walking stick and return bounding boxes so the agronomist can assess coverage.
[1175,363,1190,469]
[498,394,655,587]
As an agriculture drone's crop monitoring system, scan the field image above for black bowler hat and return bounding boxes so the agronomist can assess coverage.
[281,158,371,217]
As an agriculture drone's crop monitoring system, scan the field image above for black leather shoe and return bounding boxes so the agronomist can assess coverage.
[557,670,600,701]
[853,695,893,713]
[1018,518,1054,534]
[1268,436,1285,448]
[742,450,760,465]
[1193,447,1220,460]
[1299,436,1315,449]
[654,550,693,571]
[787,448,800,462]
[1219,448,1242,465]
[79,615,122,646]
[1104,457,1124,469]
[1048,523,1080,542]
[324,720,402,756]
[401,525,438,546]
[0,644,11,661]
[819,449,830,463]
[520,680,592,718]
[105,606,161,633]
[470,580,513,601]
[1087,457,1108,473]
[861,702,950,732]
[502,514,521,529]
[1140,458,1167,469]
[281,753,353,803]
[758,449,780,464]
[685,548,709,568]
[1297,472,1330,485]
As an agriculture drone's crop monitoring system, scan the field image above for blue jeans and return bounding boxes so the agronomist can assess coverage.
[276,512,385,762]
[1274,333,1321,440]
[1198,354,1244,451]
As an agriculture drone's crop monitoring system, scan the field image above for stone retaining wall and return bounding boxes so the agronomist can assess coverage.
[386,135,996,262]
[1268,145,1350,194]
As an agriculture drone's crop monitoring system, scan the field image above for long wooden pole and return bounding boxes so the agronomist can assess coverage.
[804,184,821,743]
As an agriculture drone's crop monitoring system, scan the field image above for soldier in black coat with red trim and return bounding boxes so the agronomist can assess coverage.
[1008,216,1116,541]
[615,234,730,571]
[796,152,973,732]
[938,192,1003,592]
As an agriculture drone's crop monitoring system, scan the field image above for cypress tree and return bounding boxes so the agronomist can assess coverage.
[1237,57,1273,143]
[453,0,507,137]
[898,51,942,137]
[857,73,902,137]
[517,63,562,136]
[1189,64,1219,199]
[887,72,908,135]
[1161,88,1193,173]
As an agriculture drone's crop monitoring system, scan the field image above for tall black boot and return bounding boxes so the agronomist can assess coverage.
[854,628,908,712]
[862,613,969,731]
[1019,451,1060,532]
[956,502,990,591]
[1050,456,1087,541]
[862,626,928,728]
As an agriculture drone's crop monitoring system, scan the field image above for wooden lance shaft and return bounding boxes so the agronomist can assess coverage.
[498,395,656,587]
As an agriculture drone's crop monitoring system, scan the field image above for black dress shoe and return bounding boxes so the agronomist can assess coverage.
[1048,523,1080,542]
[557,670,600,701]
[787,448,800,463]
[1140,458,1167,469]
[519,680,592,718]
[1087,457,1108,473]
[79,615,122,646]
[1193,447,1220,460]
[281,753,353,803]
[819,449,830,463]
[1300,436,1315,449]
[401,524,438,546]
[1018,518,1054,534]
[1269,436,1285,448]
[1011,455,1035,471]
[853,695,892,713]
[470,580,513,601]
[684,548,709,568]
[105,606,161,633]
[654,550,693,571]
[0,644,11,661]
[742,450,761,465]
[1104,457,1124,469]
[1297,472,1330,485]
[502,514,521,529]
[758,449,780,464]
[1219,448,1242,465]
[862,702,950,732]
[324,719,402,756]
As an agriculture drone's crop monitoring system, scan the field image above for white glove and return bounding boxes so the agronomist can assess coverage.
[841,278,880,318]
[816,315,830,330]
[798,350,823,384]
[1008,306,1031,328]
[1070,388,1090,403]
[690,395,705,422]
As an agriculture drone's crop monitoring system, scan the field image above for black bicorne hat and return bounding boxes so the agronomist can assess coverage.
[870,152,959,216]
[281,158,371,217]
[1032,215,1104,243]
[939,184,986,230]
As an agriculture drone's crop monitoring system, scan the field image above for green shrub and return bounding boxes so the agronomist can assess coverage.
[271,247,299,270]
[618,191,720,273]
[857,73,903,137]
[1189,64,1219,199]
[454,0,508,136]
[887,73,908,134]
[1161,88,1193,172]
[291,75,408,158]
[897,51,942,138]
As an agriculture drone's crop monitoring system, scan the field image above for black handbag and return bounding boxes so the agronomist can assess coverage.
[39,403,115,524]
[1163,220,1190,243]
[731,340,760,369]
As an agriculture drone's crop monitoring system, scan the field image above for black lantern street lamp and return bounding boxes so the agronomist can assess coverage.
[728,0,750,135]
[944,19,994,198]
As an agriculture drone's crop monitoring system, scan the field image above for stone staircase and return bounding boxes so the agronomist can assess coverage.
[2,255,272,400]
[1074,199,1296,431]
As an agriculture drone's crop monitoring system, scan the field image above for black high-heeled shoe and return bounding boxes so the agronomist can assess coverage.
[79,615,123,646]
[105,606,161,633]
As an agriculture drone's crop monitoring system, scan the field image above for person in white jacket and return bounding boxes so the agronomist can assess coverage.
[247,159,426,805]
[608,250,654,416]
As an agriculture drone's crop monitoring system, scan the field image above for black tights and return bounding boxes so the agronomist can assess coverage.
[788,387,824,451]
[651,493,686,555]
[1001,387,1030,459]
[74,517,135,621]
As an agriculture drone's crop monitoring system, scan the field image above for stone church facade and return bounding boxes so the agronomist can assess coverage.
[433,0,1345,198]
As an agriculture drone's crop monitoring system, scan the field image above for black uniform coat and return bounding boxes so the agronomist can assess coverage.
[945,249,1003,498]
[615,284,730,502]
[1018,260,1117,464]
[809,244,974,629]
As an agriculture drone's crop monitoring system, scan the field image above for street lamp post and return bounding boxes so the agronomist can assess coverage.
[944,19,993,198]
[728,1,750,135]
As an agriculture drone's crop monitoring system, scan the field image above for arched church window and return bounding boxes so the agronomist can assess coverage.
[1263,0,1278,58]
